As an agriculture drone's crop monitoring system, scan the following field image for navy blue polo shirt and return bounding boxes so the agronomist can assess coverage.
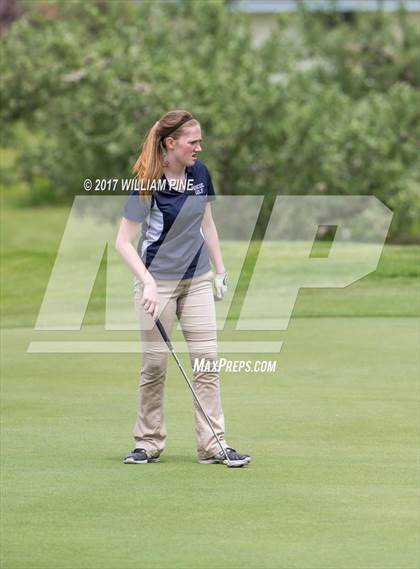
[123,159,216,280]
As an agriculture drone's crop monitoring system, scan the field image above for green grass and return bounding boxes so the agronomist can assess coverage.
[1,198,419,568]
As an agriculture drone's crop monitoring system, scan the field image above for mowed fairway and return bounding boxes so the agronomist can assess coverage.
[1,201,419,569]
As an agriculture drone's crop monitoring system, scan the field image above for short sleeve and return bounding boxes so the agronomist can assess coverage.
[205,166,216,202]
[123,190,151,222]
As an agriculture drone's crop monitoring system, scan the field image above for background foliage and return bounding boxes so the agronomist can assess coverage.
[1,0,419,241]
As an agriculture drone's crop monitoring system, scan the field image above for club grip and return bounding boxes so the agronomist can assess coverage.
[155,318,173,350]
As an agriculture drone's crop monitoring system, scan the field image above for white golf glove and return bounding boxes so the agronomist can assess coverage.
[214,272,227,301]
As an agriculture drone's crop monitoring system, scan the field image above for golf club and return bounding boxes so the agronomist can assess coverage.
[154,318,244,468]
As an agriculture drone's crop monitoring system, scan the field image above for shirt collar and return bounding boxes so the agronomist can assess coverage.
[161,168,193,194]
[161,166,192,180]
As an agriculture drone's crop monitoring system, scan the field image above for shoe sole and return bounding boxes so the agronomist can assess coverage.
[123,457,160,464]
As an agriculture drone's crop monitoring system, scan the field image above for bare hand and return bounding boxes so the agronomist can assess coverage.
[141,279,160,320]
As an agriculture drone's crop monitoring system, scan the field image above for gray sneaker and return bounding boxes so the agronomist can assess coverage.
[198,447,251,467]
[123,448,160,464]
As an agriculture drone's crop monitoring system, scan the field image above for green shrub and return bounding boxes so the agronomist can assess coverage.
[1,0,418,241]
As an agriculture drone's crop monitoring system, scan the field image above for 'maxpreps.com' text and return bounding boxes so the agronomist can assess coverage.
[193,358,277,374]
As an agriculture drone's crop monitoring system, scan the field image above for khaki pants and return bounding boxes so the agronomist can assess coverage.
[132,269,228,460]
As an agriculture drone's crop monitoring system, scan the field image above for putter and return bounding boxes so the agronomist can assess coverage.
[154,318,244,468]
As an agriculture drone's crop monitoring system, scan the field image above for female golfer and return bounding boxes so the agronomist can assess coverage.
[116,110,251,466]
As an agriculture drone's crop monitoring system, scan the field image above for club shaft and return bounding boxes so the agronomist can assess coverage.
[155,318,232,466]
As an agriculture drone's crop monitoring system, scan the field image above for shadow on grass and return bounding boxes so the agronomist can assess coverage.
[103,453,199,465]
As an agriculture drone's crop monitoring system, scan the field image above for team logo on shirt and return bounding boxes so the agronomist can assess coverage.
[191,182,205,195]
